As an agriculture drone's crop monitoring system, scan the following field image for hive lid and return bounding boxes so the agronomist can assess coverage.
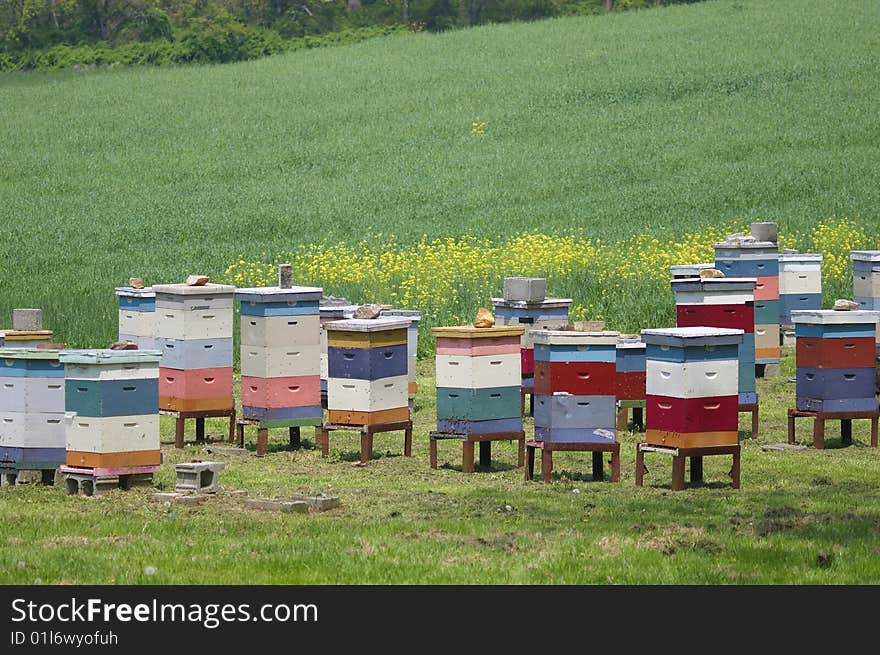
[616,338,646,349]
[320,305,359,318]
[712,239,777,249]
[670,263,714,275]
[531,330,619,346]
[671,277,757,292]
[115,286,155,298]
[59,349,163,365]
[326,318,412,332]
[432,326,526,339]
[790,309,880,325]
[380,309,422,320]
[778,253,823,264]
[490,297,573,309]
[3,330,53,340]
[850,251,880,262]
[235,286,323,303]
[152,283,235,296]
[641,326,744,347]
[0,347,62,360]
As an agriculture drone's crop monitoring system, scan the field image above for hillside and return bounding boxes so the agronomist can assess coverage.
[1,0,879,345]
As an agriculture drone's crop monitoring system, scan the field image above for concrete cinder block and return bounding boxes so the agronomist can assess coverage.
[244,498,309,513]
[750,222,778,243]
[203,446,248,457]
[12,309,42,331]
[503,277,547,303]
[288,493,341,511]
[175,461,225,493]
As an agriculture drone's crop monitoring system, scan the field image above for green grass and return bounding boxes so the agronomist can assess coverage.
[1,353,879,584]
[1,0,880,346]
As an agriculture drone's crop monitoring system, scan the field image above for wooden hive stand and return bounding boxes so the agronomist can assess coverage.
[320,420,412,464]
[430,430,525,473]
[236,420,320,456]
[161,408,237,449]
[738,401,760,439]
[525,440,619,483]
[787,408,879,449]
[635,442,740,491]
[520,380,535,418]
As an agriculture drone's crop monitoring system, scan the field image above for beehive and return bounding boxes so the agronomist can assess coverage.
[432,325,525,435]
[791,310,879,413]
[115,286,157,350]
[326,318,411,425]
[235,285,322,427]
[380,309,421,400]
[642,327,743,448]
[672,276,757,405]
[319,305,358,395]
[615,337,646,402]
[532,330,619,443]
[152,283,235,413]
[491,296,572,389]
[670,263,714,279]
[59,349,162,469]
[0,348,66,471]
[0,309,54,348]
[713,239,779,364]
[778,254,823,328]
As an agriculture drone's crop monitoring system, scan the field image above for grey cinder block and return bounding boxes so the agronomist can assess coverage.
[175,461,225,494]
[244,499,309,513]
[503,277,547,303]
[288,493,341,511]
[750,222,778,244]
[12,308,42,331]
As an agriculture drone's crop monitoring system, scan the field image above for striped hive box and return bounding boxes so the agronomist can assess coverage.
[59,349,162,470]
[778,254,822,329]
[153,283,235,413]
[380,309,421,399]
[326,318,411,425]
[791,310,879,413]
[115,286,157,350]
[432,325,525,435]
[532,330,619,444]
[0,348,66,470]
[615,337,646,402]
[642,327,743,448]
[670,263,714,279]
[713,239,780,363]
[850,252,880,342]
[491,297,572,386]
[235,285,323,428]
[672,276,757,405]
[319,305,359,394]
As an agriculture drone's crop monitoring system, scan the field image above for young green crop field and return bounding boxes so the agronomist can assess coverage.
[1,354,879,584]
[1,0,880,584]
[1,0,879,346]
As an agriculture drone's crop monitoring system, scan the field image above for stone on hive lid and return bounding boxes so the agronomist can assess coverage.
[353,304,384,320]
[750,222,778,243]
[186,274,209,286]
[12,309,42,331]
[699,268,725,278]
[473,307,495,328]
[109,340,138,350]
[833,299,859,311]
[129,277,145,290]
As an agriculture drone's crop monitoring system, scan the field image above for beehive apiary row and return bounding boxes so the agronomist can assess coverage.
[152,283,235,413]
[0,348,66,473]
[115,286,157,350]
[235,285,322,428]
[432,326,524,435]
[791,310,877,413]
[532,331,619,444]
[326,318,411,426]
[778,253,823,328]
[643,327,743,448]
[672,277,757,405]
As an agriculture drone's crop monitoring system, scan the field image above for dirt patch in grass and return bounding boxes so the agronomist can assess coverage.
[636,526,723,556]
[754,506,834,536]
[43,535,126,547]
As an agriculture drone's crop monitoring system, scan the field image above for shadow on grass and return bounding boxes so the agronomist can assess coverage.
[437,461,519,473]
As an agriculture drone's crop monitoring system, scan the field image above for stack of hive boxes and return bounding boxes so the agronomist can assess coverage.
[319,304,358,398]
[851,251,880,312]
[492,278,572,398]
[60,349,162,470]
[778,253,823,329]
[116,286,157,350]
[672,276,757,406]
[380,309,421,403]
[642,327,743,448]
[713,238,780,367]
[236,285,323,428]
[433,325,524,434]
[153,283,235,413]
[532,330,619,443]
[2,309,54,348]
[791,310,878,413]
[670,264,713,280]
[0,348,66,478]
[615,336,646,405]
[325,318,411,426]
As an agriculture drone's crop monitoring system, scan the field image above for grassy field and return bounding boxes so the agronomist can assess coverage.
[1,352,880,584]
[1,0,879,347]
